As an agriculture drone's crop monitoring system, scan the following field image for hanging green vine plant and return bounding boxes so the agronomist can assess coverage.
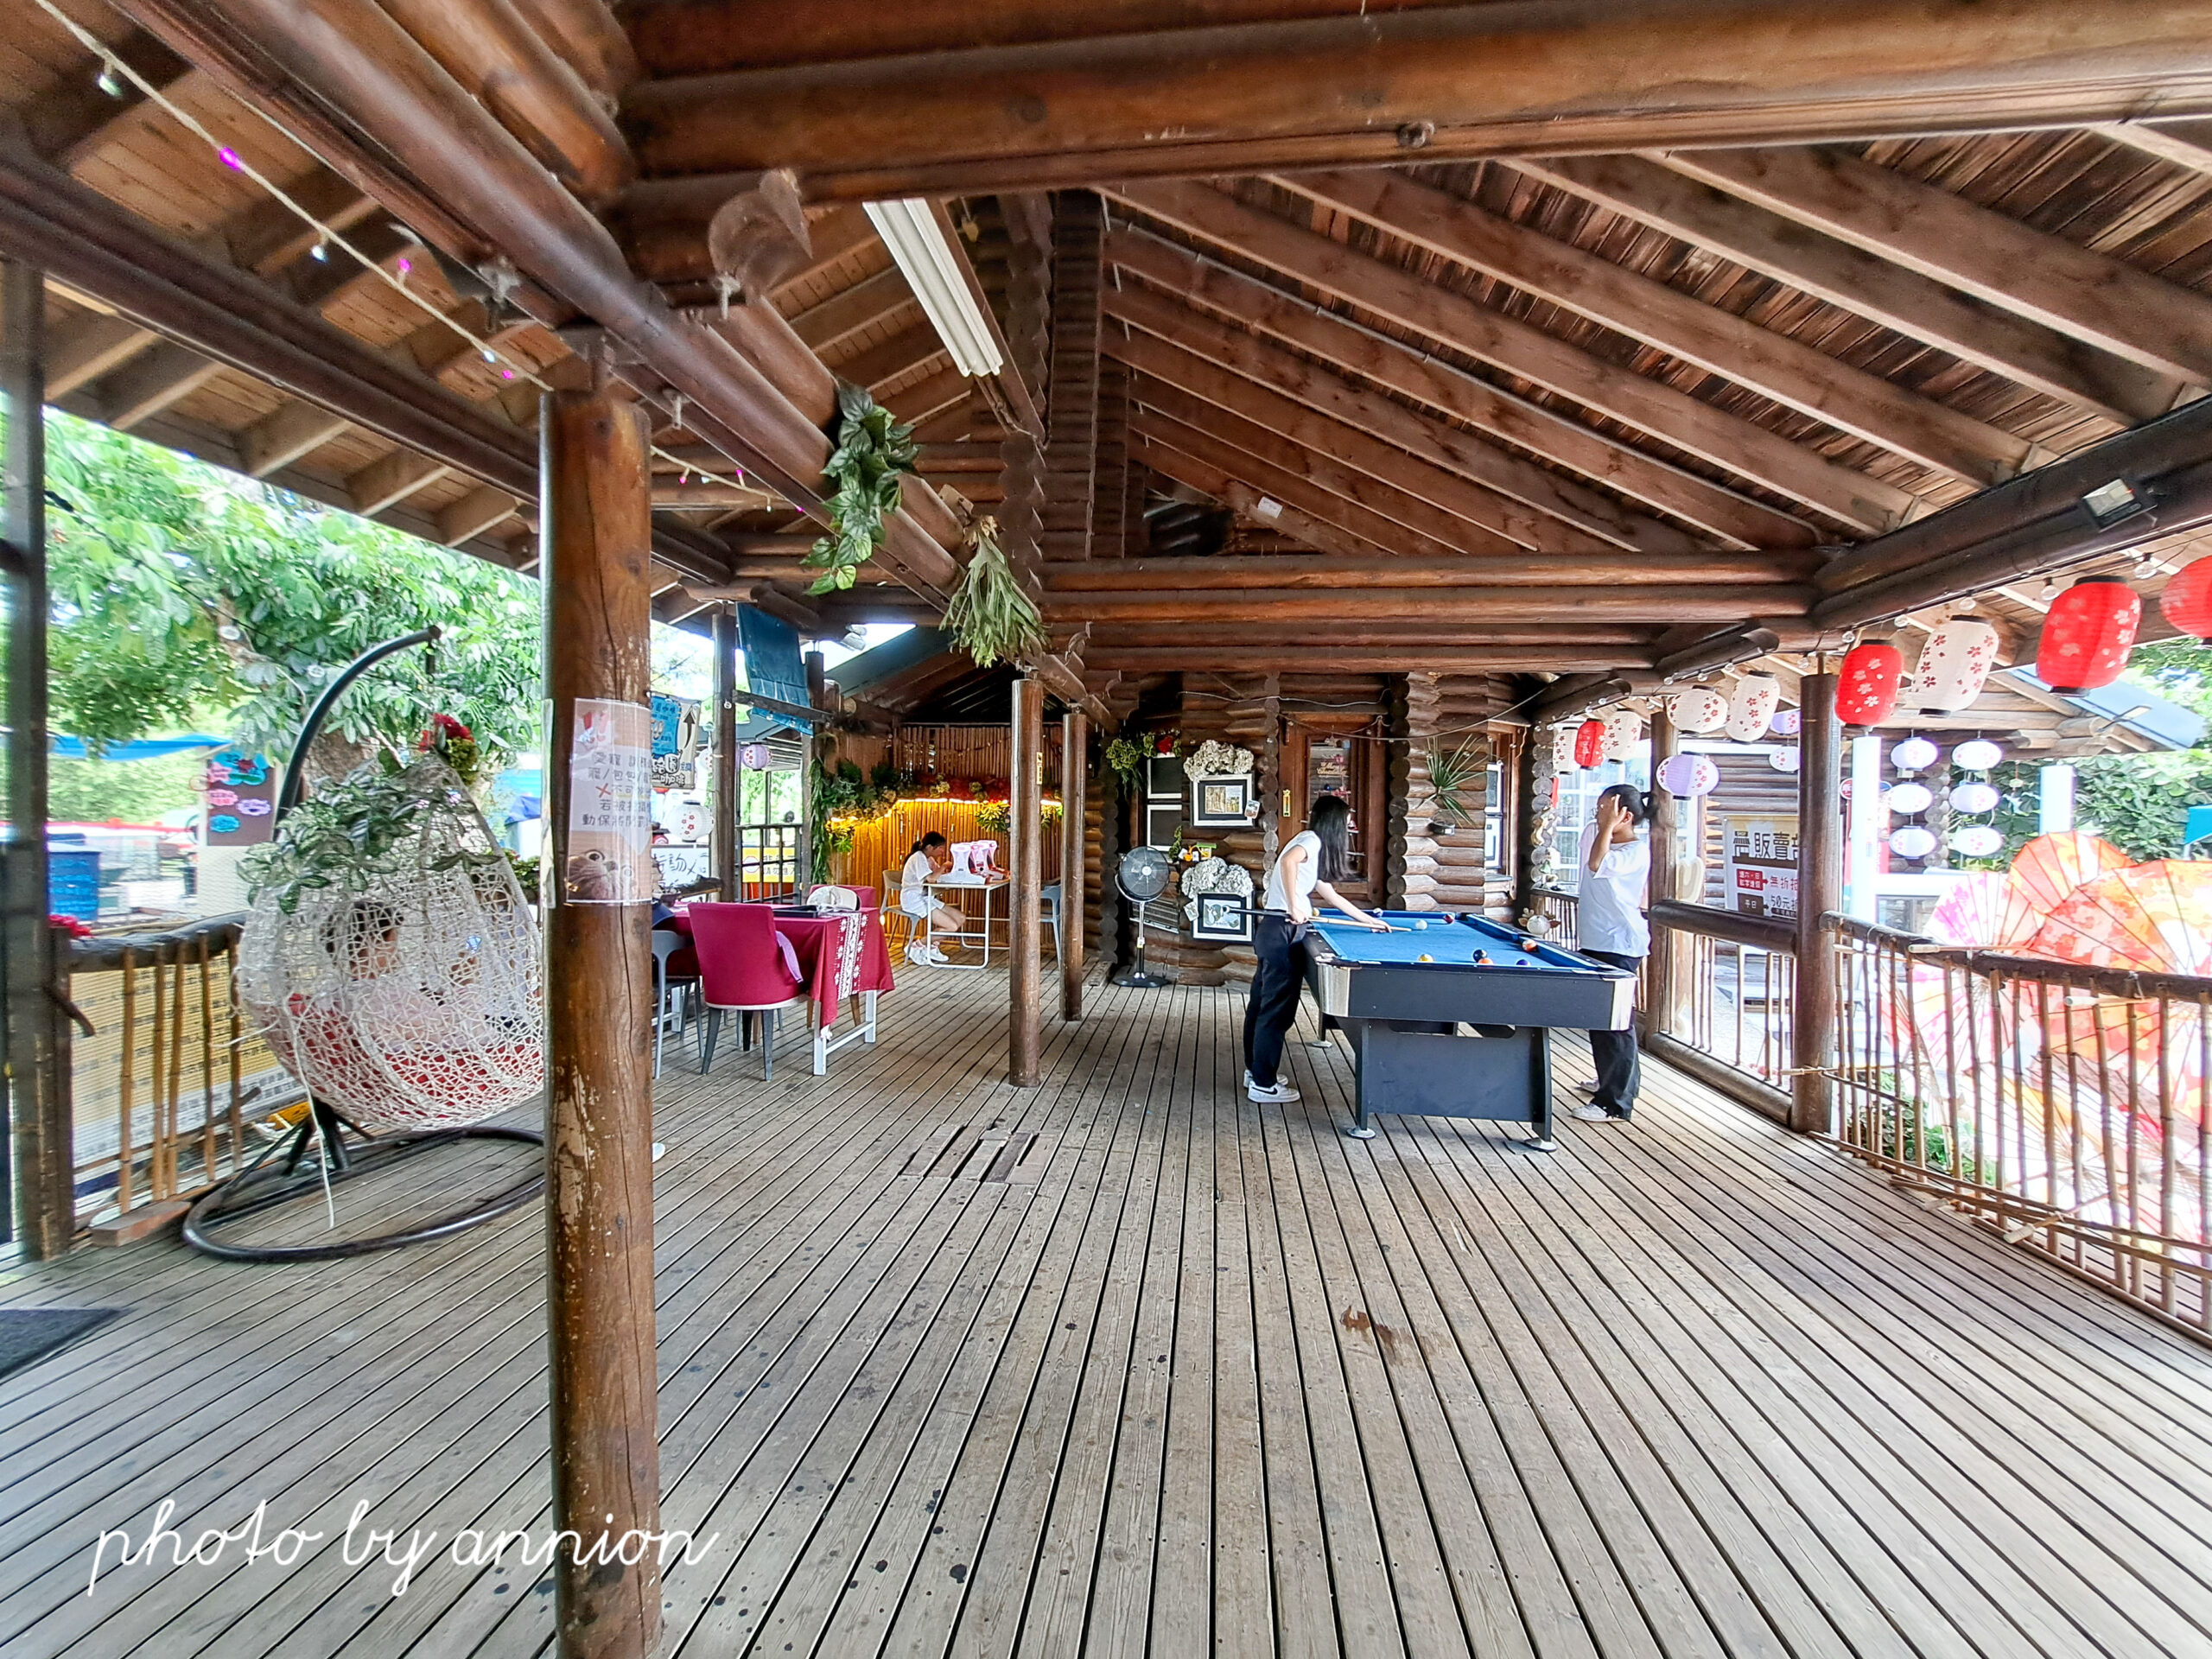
[943,515,1047,668]
[803,382,919,595]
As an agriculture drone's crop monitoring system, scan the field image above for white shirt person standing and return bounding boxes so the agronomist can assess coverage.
[1571,784,1651,1123]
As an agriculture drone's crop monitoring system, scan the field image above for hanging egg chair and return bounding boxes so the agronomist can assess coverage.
[184,628,546,1261]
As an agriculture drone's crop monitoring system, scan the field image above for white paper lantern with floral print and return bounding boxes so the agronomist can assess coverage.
[1769,747,1801,773]
[1656,752,1719,798]
[1889,825,1938,859]
[1724,676,1780,742]
[1890,735,1940,772]
[1950,781,2000,815]
[1599,707,1642,762]
[1952,739,2003,772]
[1666,683,1730,734]
[1886,781,1933,816]
[1909,617,2000,712]
[1549,724,1579,773]
[1954,825,2005,858]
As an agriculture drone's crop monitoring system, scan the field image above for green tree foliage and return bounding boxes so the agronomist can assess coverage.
[43,413,539,763]
[48,752,200,824]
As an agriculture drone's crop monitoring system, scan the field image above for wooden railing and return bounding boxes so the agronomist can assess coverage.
[1645,899,1798,1122]
[1526,887,1579,948]
[62,914,302,1241]
[1828,916,2212,1338]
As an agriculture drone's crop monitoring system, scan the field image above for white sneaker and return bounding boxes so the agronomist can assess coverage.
[906,943,938,966]
[1570,1103,1624,1122]
[1248,1080,1301,1103]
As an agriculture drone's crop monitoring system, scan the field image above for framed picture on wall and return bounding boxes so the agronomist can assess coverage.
[1145,802,1185,850]
[1146,754,1185,799]
[1190,773,1253,827]
[1191,892,1255,943]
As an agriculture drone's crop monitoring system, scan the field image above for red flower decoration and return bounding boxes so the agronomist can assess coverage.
[48,914,92,938]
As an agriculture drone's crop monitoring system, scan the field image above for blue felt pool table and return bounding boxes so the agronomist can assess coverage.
[1304,912,1636,1149]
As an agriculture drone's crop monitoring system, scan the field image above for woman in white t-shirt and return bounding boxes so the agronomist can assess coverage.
[1571,784,1652,1123]
[1243,794,1389,1105]
[899,832,967,965]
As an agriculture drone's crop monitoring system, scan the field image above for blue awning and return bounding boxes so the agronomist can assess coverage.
[50,734,228,762]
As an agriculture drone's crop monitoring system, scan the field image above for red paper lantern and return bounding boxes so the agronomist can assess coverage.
[1835,640,1904,727]
[2160,557,2212,643]
[1573,717,1606,769]
[2036,576,2139,693]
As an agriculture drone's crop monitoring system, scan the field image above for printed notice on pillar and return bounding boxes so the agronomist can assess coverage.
[563,699,654,905]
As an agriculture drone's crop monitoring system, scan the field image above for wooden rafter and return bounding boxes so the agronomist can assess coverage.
[1661,145,2212,393]
[620,1,2212,198]
[1513,152,2177,426]
[1104,225,1808,549]
[1104,179,1910,534]
[1132,432,1389,563]
[1276,168,2032,487]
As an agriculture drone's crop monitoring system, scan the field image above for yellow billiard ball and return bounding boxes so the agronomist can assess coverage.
[1416,952,1435,963]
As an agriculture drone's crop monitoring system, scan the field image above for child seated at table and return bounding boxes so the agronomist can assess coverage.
[899,832,966,966]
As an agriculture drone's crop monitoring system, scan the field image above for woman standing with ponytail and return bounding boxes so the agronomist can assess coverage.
[1572,783,1651,1122]
[1243,794,1389,1104]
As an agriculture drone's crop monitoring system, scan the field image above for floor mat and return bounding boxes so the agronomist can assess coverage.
[0,1308,120,1383]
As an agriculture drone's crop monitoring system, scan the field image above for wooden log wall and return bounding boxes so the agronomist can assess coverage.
[1092,359,1132,559]
[1395,673,1516,916]
[1040,193,1103,563]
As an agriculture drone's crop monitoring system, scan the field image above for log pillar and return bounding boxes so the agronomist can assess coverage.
[1510,724,1542,927]
[4,259,65,1258]
[713,606,739,900]
[1792,668,1843,1135]
[1010,674,1045,1084]
[1643,706,1680,1040]
[1059,710,1088,1020]
[539,388,661,1659]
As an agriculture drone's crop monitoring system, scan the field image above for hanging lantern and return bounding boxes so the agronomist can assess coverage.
[1770,709,1802,737]
[1573,718,1606,769]
[1835,639,1905,726]
[2160,557,2212,643]
[1952,738,2003,772]
[1599,707,1642,762]
[1769,747,1801,774]
[1910,617,2000,712]
[1950,781,2000,815]
[1954,825,2005,859]
[1549,725,1579,773]
[1666,684,1730,734]
[1891,735,1940,773]
[1655,752,1719,798]
[1889,825,1938,860]
[740,741,771,768]
[1724,675,1780,742]
[1886,781,1933,816]
[2036,576,2139,693]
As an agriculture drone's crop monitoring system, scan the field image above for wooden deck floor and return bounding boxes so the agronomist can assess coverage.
[3,969,2212,1658]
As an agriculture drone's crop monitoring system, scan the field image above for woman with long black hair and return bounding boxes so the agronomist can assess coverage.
[1243,793,1389,1104]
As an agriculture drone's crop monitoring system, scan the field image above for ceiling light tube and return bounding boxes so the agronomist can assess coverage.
[863,198,1003,379]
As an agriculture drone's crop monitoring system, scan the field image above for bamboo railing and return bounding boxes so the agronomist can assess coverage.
[1829,915,2212,1338]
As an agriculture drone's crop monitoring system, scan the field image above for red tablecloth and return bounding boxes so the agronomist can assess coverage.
[665,907,895,1023]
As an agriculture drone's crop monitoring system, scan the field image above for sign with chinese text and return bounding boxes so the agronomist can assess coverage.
[1722,816,1800,920]
[563,699,653,905]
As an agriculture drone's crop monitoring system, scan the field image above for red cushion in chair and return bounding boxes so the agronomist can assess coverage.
[688,902,803,1008]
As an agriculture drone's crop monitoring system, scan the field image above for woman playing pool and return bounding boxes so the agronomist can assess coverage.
[1243,793,1389,1105]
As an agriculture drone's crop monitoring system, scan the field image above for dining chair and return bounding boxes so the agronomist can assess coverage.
[648,928,699,1079]
[1040,882,1063,962]
[878,872,916,955]
[689,902,807,1080]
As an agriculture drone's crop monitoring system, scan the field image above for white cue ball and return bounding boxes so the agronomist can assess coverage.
[1414,919,1427,930]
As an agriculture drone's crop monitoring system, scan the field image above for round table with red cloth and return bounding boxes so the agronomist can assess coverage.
[664,906,896,1027]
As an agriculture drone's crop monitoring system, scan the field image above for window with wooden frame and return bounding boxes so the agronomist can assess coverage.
[1281,716,1387,905]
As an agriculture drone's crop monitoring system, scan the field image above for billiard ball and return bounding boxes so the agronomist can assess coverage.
[1416,952,1434,963]
[1414,918,1428,931]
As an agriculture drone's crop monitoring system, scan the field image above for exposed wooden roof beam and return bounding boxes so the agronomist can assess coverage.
[1279,168,2031,489]
[1040,553,1818,590]
[1105,180,1910,535]
[620,1,2212,199]
[1105,225,1804,549]
[47,310,156,397]
[1045,586,1804,624]
[1132,434,1382,562]
[1662,145,2212,393]
[1084,645,1645,672]
[22,27,194,171]
[348,449,451,516]
[238,399,352,477]
[830,322,948,396]
[436,484,520,546]
[1103,267,1692,554]
[881,365,972,428]
[787,265,916,353]
[1113,330,1616,556]
[99,341,222,429]
[223,168,381,275]
[1514,152,2178,426]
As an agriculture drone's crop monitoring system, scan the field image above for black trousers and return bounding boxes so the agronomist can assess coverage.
[1584,949,1643,1116]
[1243,913,1306,1088]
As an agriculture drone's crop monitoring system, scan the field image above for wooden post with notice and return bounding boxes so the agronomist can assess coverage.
[1059,710,1089,1020]
[713,607,739,900]
[3,258,67,1258]
[1643,707,1679,1041]
[1009,674,1045,1084]
[539,388,662,1659]
[1793,668,1843,1135]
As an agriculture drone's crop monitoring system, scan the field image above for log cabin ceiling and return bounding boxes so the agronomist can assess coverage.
[6,1,2212,696]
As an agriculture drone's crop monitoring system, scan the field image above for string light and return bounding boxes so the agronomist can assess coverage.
[32,0,767,511]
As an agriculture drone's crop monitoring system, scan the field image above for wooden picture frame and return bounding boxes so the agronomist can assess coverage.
[1189,772,1254,827]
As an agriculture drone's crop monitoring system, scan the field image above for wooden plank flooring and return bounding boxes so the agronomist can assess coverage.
[3,970,2211,1657]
